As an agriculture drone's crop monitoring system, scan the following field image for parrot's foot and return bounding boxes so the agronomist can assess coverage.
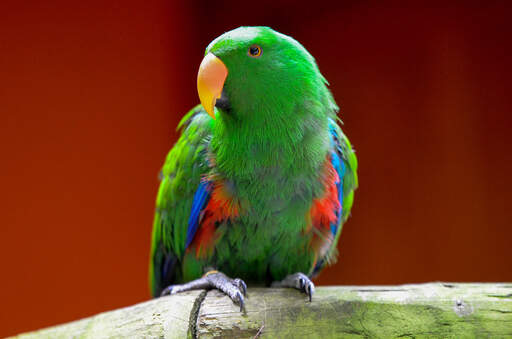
[271,272,315,302]
[160,271,247,311]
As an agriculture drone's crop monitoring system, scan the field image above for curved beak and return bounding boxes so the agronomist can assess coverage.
[197,53,228,119]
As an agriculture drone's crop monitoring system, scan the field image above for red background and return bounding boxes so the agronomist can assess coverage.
[1,1,511,336]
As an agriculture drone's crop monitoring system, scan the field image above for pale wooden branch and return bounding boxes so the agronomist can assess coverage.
[11,283,512,338]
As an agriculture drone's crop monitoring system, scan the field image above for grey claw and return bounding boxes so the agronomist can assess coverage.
[160,285,174,296]
[306,282,315,302]
[236,290,245,312]
[234,278,247,296]
[299,278,305,290]
[240,280,247,296]
[271,272,315,303]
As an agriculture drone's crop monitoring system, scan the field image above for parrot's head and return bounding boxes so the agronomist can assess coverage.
[197,26,337,126]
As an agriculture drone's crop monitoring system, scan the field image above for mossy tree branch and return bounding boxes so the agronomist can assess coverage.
[12,283,512,338]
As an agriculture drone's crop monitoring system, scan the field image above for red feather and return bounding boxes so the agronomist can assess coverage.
[191,181,240,258]
[309,156,341,264]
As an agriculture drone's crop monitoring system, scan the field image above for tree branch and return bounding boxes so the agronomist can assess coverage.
[12,283,512,338]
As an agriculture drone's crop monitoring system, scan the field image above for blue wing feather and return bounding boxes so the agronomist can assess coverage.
[328,123,346,238]
[185,179,213,248]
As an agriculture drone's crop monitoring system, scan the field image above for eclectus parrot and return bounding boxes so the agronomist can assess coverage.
[149,26,358,310]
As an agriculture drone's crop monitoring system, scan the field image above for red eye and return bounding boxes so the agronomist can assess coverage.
[248,45,262,57]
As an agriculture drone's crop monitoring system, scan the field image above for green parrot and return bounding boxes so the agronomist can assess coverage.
[149,26,358,310]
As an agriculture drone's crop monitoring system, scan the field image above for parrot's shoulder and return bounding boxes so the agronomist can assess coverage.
[176,104,213,131]
[157,104,212,222]
[160,105,213,182]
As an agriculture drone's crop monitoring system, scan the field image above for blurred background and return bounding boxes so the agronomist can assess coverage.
[1,0,511,336]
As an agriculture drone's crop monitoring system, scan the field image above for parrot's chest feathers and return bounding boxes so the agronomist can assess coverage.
[209,142,329,218]
[207,112,332,233]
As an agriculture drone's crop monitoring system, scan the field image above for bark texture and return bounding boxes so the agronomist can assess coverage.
[11,283,512,338]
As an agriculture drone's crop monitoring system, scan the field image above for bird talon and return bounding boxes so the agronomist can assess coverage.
[235,278,247,296]
[271,272,315,302]
[299,278,305,290]
[235,290,245,312]
[160,285,174,296]
[240,279,247,297]
[306,282,315,302]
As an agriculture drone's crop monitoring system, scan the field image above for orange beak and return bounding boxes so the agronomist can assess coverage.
[197,53,228,119]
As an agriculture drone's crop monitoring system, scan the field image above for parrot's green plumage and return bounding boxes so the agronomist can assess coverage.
[149,27,358,303]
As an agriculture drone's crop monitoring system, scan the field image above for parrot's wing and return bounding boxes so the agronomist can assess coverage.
[332,120,358,224]
[149,105,213,297]
[310,119,358,277]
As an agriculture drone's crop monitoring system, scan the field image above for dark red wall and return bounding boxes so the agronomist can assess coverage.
[1,1,511,336]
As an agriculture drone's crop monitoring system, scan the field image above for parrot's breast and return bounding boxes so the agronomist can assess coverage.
[181,114,341,283]
[191,165,326,283]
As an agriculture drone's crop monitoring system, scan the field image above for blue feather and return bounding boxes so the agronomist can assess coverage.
[328,123,346,238]
[185,180,212,248]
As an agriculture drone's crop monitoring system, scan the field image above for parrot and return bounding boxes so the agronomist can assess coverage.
[149,26,358,310]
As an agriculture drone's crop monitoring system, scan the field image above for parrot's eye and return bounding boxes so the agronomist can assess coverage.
[248,45,262,58]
